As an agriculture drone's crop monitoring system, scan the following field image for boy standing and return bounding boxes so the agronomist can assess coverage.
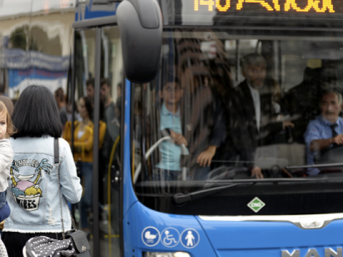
[155,79,188,181]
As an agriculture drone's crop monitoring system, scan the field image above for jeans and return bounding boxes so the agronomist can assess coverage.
[193,166,211,180]
[152,169,181,193]
[79,162,93,229]
[153,169,181,182]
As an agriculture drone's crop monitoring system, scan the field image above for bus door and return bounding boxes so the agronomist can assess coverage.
[72,25,123,257]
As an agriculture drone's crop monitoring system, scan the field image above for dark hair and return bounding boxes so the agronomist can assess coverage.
[100,78,111,88]
[162,76,180,90]
[54,87,64,102]
[80,96,93,120]
[12,85,62,138]
[86,78,94,88]
[240,53,266,71]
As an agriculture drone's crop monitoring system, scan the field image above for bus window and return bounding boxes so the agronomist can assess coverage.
[132,29,343,215]
[64,29,96,253]
[99,26,123,257]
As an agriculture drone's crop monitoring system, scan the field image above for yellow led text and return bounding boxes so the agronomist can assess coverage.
[217,0,231,11]
[194,0,335,12]
[284,0,335,12]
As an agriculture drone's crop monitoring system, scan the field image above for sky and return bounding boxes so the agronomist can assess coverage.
[0,0,76,17]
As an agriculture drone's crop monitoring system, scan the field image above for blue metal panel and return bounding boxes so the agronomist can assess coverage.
[123,78,137,257]
[122,80,343,257]
[75,1,118,21]
[217,247,343,257]
[122,80,215,256]
[122,79,343,257]
[197,216,343,256]
[123,79,138,217]
[123,201,217,257]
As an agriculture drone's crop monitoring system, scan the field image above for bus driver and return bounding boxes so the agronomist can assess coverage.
[304,90,343,175]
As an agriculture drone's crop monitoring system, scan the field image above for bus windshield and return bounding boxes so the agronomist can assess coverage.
[132,28,343,216]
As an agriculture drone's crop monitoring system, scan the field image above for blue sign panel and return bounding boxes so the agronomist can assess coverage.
[181,228,200,249]
[141,227,160,247]
[75,1,118,21]
[161,227,180,248]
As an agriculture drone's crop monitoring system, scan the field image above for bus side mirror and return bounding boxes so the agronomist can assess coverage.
[117,0,162,83]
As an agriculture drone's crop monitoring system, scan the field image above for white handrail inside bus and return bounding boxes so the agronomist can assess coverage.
[133,136,188,184]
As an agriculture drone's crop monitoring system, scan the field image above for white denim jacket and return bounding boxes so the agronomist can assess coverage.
[0,139,13,192]
[4,136,82,233]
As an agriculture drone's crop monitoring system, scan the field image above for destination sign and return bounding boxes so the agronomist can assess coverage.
[194,0,341,14]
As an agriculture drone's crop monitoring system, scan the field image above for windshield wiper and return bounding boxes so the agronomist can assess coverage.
[137,177,340,188]
[173,184,239,205]
[286,162,343,169]
[173,177,339,205]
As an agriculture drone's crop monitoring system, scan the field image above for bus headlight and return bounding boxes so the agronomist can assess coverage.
[143,252,190,257]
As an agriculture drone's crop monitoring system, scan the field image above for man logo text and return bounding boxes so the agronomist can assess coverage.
[282,248,342,257]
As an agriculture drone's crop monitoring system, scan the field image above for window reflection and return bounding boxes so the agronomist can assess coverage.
[98,83,121,256]
[63,96,106,233]
[72,27,123,256]
[0,0,31,17]
[99,27,122,257]
[0,0,73,99]
[133,30,343,194]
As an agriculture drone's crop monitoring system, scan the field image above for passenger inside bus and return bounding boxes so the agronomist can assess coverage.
[304,90,343,175]
[100,78,120,162]
[86,78,95,106]
[63,96,106,234]
[226,53,294,179]
[182,74,226,181]
[134,36,343,187]
[100,78,120,185]
[54,87,68,133]
[99,78,121,221]
[284,66,340,144]
[154,77,188,181]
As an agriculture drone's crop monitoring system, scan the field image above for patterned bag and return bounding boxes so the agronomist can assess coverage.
[23,236,75,257]
[23,138,90,257]
[0,236,8,257]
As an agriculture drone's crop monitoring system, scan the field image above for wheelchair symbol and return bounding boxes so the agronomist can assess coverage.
[163,230,177,245]
[161,228,180,247]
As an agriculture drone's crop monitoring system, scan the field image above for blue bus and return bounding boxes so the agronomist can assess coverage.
[72,0,343,256]
[30,0,343,256]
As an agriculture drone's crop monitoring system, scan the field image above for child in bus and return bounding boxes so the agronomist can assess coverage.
[0,101,15,257]
[155,78,188,181]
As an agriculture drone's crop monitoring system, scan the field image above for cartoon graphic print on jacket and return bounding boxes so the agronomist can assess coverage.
[10,159,53,211]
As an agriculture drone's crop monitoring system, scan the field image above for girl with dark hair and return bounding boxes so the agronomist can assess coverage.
[11,86,63,138]
[2,85,83,257]
[63,96,106,234]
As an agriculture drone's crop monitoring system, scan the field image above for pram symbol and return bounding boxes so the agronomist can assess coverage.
[142,227,160,247]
